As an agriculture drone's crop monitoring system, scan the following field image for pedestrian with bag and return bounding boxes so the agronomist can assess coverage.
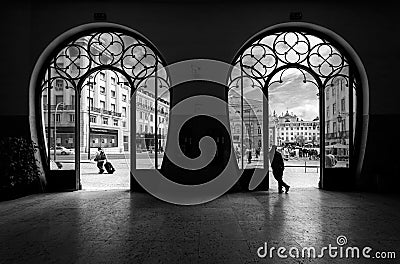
[93,147,107,174]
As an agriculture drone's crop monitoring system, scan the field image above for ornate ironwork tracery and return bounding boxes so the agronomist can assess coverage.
[41,31,168,93]
[228,31,354,91]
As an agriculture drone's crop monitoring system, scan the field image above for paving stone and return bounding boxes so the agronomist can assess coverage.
[1,189,399,263]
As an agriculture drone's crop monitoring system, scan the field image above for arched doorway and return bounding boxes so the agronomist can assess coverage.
[30,23,167,191]
[229,22,368,190]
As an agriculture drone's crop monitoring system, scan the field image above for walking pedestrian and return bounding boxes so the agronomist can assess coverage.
[269,145,290,193]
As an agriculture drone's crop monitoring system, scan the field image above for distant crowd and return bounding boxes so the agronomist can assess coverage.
[279,146,320,160]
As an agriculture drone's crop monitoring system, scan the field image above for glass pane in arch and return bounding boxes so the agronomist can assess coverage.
[324,76,350,168]
[243,84,264,169]
[155,71,170,169]
[228,79,244,169]
[41,73,76,171]
[135,80,157,169]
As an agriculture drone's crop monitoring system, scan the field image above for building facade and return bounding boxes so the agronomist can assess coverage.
[135,88,169,152]
[271,110,320,147]
[229,98,321,154]
[324,77,353,159]
[42,36,170,154]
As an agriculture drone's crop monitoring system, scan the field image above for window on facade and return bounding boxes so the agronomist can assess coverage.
[333,103,336,115]
[103,117,108,125]
[71,95,75,106]
[111,90,116,98]
[55,114,61,123]
[332,87,335,97]
[55,79,63,90]
[69,114,74,123]
[42,95,47,107]
[87,97,93,108]
[90,115,96,123]
[122,107,127,117]
[111,77,115,85]
[100,101,105,109]
[333,122,337,133]
[100,86,106,94]
[100,72,105,81]
[122,94,127,102]
[55,95,63,105]
[113,119,118,126]
[150,114,153,122]
[122,121,126,128]
[341,98,345,112]
[111,104,116,112]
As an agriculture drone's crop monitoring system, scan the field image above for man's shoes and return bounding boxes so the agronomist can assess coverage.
[285,186,290,193]
[99,169,104,174]
[278,189,283,193]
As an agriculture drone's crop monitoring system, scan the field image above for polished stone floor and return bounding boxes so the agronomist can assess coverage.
[1,189,400,263]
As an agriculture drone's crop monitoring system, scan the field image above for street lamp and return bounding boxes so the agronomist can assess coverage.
[54,102,64,162]
[86,76,96,160]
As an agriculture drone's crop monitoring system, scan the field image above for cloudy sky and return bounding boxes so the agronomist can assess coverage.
[243,68,319,121]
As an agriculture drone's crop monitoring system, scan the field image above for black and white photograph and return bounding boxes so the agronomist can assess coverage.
[0,0,399,263]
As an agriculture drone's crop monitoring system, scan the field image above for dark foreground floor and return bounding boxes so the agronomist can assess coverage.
[1,189,400,264]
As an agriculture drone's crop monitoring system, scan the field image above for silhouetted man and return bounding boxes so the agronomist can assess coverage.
[270,145,290,193]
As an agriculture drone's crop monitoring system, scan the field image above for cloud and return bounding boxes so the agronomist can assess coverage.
[241,70,319,121]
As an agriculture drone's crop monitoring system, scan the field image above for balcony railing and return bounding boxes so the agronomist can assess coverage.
[42,104,75,110]
[89,106,101,113]
[88,107,122,117]
[136,102,169,115]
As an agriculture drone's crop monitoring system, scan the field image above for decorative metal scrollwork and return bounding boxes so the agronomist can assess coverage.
[229,31,351,89]
[268,67,318,89]
[41,31,166,92]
